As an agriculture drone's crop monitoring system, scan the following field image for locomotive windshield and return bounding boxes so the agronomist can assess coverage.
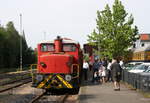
[41,44,54,52]
[63,44,76,52]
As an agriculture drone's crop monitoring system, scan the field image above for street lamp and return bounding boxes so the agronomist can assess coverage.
[20,14,22,71]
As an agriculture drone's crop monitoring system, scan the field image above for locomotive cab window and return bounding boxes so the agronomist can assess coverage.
[41,44,54,52]
[63,44,76,52]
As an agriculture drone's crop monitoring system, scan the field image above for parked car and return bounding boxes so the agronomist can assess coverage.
[123,62,143,71]
[129,63,150,73]
[144,66,150,73]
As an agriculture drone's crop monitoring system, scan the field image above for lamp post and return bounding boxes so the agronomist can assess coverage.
[44,31,46,41]
[20,14,22,71]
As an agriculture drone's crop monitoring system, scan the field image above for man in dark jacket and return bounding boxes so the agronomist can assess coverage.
[111,58,122,91]
[92,58,101,83]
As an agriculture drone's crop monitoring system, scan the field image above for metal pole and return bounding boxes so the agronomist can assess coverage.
[20,14,22,71]
[44,31,46,41]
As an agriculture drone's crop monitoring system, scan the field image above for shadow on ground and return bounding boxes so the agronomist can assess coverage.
[79,94,96,101]
[81,80,102,87]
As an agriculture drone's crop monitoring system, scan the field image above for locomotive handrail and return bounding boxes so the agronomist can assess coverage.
[71,64,79,78]
[30,64,37,81]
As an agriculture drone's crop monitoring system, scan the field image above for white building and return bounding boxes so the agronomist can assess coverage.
[133,33,150,48]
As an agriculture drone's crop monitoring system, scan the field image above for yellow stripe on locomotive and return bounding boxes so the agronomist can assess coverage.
[32,73,76,89]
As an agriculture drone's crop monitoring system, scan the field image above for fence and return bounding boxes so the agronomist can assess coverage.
[122,70,150,92]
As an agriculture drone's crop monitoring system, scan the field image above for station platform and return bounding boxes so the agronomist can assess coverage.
[79,81,150,103]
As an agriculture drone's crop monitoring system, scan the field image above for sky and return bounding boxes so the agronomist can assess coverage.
[0,0,150,48]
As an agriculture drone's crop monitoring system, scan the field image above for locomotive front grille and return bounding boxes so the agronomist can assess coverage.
[32,74,73,89]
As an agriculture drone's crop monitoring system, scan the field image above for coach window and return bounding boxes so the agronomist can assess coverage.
[63,44,76,52]
[41,44,54,52]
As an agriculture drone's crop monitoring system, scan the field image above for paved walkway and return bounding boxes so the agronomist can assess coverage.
[79,81,150,103]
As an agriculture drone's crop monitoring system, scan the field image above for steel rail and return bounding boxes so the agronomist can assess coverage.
[0,79,32,93]
[0,73,29,79]
[0,77,32,86]
[29,92,69,103]
[0,69,36,79]
[29,91,46,103]
[57,94,69,103]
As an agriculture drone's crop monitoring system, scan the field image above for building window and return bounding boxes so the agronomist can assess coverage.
[133,44,136,48]
[141,43,145,47]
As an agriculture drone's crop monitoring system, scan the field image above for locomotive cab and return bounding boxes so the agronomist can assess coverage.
[32,36,83,94]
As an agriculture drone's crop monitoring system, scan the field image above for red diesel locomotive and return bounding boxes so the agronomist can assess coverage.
[32,36,83,94]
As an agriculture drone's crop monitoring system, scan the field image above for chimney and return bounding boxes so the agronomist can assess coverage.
[54,36,62,52]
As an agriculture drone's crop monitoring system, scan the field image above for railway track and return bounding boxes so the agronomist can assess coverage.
[0,77,32,86]
[29,91,69,103]
[29,91,47,103]
[0,69,36,79]
[0,70,31,79]
[0,69,36,87]
[0,78,32,93]
[58,94,69,103]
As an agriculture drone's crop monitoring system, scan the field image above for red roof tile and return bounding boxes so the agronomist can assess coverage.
[140,34,150,40]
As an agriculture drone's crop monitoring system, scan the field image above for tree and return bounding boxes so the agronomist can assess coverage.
[0,27,7,68]
[5,21,20,68]
[0,21,36,70]
[22,31,37,66]
[88,0,139,59]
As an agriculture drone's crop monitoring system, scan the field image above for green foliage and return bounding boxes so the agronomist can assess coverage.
[83,54,89,62]
[0,21,36,70]
[88,0,139,58]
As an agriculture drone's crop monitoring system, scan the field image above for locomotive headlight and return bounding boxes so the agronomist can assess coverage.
[36,75,43,82]
[40,62,47,68]
[65,75,72,81]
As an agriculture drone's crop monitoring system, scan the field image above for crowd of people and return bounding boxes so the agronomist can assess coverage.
[82,57,123,91]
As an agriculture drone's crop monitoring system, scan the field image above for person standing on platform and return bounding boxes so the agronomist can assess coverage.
[107,59,112,82]
[92,58,100,83]
[119,59,124,68]
[101,64,106,83]
[102,57,108,81]
[111,58,122,91]
[102,57,108,70]
[89,61,93,71]
[83,60,89,81]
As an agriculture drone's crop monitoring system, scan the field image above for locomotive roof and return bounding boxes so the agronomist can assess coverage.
[132,45,150,52]
[39,38,79,44]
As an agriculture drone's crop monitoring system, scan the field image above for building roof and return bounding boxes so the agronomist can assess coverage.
[140,33,150,41]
